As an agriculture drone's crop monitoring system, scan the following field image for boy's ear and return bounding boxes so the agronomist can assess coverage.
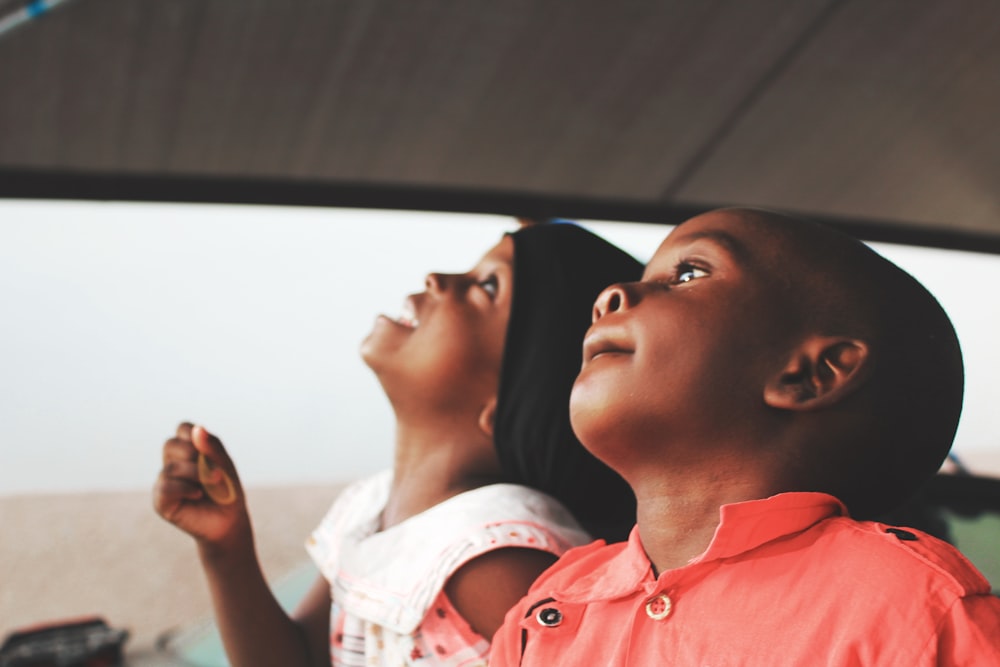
[764,336,871,411]
[477,397,498,438]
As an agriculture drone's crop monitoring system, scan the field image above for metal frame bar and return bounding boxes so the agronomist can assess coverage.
[3,167,999,255]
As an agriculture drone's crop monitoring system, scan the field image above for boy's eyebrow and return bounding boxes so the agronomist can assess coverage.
[672,228,752,265]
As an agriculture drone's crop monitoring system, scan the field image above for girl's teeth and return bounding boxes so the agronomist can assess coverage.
[398,301,419,328]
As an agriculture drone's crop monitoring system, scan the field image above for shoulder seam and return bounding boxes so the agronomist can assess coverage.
[859,521,990,595]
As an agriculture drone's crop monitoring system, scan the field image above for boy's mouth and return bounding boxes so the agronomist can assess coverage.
[583,329,633,362]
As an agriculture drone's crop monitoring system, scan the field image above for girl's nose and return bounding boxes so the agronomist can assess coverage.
[425,272,445,292]
[592,283,632,322]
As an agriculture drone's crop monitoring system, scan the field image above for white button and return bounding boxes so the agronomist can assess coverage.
[645,593,671,620]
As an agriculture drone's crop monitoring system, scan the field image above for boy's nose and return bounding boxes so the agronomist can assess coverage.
[592,283,630,322]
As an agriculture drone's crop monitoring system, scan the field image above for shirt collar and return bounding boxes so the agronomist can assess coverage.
[693,491,847,563]
[551,492,846,602]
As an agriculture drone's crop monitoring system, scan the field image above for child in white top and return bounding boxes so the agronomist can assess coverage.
[153,221,641,666]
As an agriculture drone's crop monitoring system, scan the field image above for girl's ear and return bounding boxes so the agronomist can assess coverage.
[764,336,871,411]
[478,397,498,438]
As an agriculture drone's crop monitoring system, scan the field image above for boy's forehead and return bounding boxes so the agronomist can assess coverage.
[648,209,820,271]
[649,212,758,264]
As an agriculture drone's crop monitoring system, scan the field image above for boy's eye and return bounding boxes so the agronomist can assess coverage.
[478,274,499,298]
[675,263,708,284]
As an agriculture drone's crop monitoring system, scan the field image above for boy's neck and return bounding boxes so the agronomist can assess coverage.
[632,470,781,576]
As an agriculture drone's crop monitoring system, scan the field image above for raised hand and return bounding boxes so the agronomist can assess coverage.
[153,422,251,550]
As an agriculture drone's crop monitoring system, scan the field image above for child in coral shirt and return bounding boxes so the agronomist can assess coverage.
[491,208,1000,666]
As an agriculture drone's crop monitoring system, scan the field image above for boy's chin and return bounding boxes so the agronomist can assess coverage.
[570,381,638,462]
[570,369,617,413]
[569,390,613,448]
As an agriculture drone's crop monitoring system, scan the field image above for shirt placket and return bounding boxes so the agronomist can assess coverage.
[625,560,715,664]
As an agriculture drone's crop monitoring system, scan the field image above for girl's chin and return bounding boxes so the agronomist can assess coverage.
[359,332,406,378]
[358,332,382,369]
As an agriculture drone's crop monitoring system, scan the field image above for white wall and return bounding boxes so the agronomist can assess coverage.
[1,201,997,495]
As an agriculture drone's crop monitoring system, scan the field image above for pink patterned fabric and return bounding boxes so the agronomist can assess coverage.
[306,470,591,666]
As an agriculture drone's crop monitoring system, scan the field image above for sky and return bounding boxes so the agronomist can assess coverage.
[1,200,998,496]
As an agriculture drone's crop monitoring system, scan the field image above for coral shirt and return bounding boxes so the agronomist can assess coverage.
[491,492,1000,666]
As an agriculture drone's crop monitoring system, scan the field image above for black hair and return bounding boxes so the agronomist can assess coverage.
[493,222,643,542]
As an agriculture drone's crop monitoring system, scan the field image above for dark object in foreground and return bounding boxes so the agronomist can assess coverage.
[0,617,128,667]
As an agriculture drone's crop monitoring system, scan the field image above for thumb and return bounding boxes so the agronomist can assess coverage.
[191,425,232,465]
[192,425,241,505]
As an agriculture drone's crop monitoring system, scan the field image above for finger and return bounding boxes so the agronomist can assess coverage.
[162,459,200,483]
[197,454,238,505]
[153,474,204,516]
[191,426,238,476]
[191,425,227,459]
[191,425,241,505]
[176,422,195,441]
[163,437,198,465]
[161,475,205,501]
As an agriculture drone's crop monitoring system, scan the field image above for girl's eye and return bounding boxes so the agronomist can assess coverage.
[478,274,499,297]
[675,263,708,284]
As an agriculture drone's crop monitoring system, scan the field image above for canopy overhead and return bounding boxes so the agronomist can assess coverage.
[2,0,998,252]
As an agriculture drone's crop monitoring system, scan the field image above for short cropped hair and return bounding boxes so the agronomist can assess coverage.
[764,212,964,518]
